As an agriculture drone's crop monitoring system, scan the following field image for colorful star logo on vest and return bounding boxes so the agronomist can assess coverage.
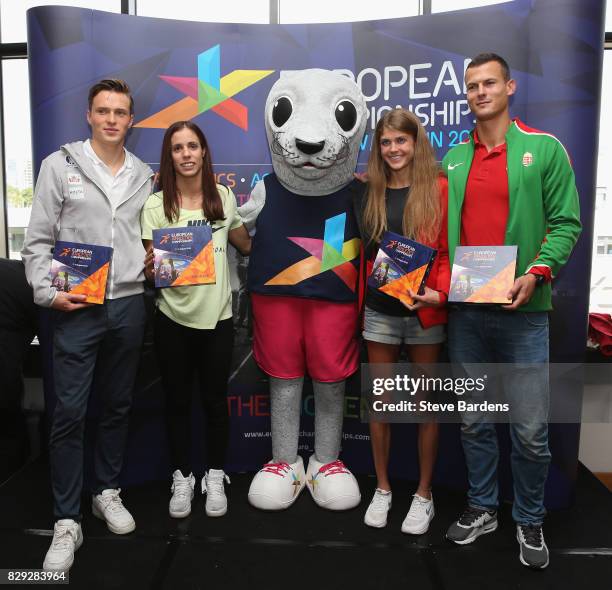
[134,45,274,131]
[264,213,360,290]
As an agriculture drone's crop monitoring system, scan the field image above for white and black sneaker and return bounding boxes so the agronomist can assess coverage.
[446,506,498,545]
[517,524,549,569]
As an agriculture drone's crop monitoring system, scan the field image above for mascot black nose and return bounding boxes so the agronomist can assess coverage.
[296,138,325,155]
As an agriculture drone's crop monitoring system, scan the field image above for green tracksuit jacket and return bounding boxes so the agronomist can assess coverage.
[442,118,582,312]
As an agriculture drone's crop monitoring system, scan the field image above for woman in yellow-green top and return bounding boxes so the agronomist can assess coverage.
[141,121,250,520]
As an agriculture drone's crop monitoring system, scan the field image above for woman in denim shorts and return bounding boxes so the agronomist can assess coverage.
[354,109,449,534]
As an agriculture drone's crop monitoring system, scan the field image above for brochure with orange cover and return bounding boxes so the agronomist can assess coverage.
[449,245,517,304]
[368,231,437,306]
[50,241,113,304]
[152,225,215,288]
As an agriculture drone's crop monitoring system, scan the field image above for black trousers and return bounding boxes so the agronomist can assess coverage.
[154,311,233,474]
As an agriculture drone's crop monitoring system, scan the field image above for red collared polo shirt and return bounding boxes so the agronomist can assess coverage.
[460,132,509,247]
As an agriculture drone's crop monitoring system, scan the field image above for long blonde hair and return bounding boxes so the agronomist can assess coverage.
[363,108,441,244]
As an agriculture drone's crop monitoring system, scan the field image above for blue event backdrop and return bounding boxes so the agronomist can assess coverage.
[28,0,604,508]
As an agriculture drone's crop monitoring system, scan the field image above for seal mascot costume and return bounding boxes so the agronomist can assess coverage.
[239,69,367,510]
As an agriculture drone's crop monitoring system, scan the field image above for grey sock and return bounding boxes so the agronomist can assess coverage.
[313,380,345,463]
[270,376,303,464]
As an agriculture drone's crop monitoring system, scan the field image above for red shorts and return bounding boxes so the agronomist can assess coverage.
[251,293,359,382]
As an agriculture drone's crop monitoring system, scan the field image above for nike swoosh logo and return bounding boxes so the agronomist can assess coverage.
[447,162,464,170]
[211,226,225,233]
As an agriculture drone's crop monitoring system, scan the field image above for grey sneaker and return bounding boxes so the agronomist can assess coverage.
[43,519,83,571]
[517,524,549,569]
[202,469,230,517]
[446,506,498,545]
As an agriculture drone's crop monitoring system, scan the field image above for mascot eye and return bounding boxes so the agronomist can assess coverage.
[272,96,293,127]
[335,100,357,132]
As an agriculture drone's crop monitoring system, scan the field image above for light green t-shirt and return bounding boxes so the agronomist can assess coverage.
[140,185,243,329]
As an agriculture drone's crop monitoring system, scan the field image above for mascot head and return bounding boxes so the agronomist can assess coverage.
[265,69,367,196]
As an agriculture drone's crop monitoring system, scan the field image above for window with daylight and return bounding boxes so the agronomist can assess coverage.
[278,0,418,23]
[591,47,612,312]
[136,0,269,23]
[0,1,121,44]
[596,237,612,256]
[3,60,32,259]
[0,1,121,258]
[431,0,513,13]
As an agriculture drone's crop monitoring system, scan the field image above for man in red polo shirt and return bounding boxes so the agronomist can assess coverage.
[442,53,581,569]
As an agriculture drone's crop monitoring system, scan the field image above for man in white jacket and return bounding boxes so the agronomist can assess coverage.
[22,79,153,572]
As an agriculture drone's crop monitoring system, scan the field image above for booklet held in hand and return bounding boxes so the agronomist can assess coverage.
[449,245,517,304]
[368,231,437,306]
[50,241,113,304]
[152,226,215,288]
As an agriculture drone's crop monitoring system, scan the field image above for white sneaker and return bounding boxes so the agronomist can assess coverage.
[248,456,306,510]
[305,455,361,510]
[401,493,434,534]
[364,488,392,528]
[92,488,136,534]
[43,519,83,571]
[202,469,230,517]
[169,470,195,518]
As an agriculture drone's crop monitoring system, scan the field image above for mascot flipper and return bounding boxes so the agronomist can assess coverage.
[240,69,367,511]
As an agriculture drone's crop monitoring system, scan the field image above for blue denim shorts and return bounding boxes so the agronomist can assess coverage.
[363,306,446,346]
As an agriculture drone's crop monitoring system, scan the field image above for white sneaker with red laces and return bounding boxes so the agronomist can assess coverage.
[305,455,361,510]
[248,456,306,510]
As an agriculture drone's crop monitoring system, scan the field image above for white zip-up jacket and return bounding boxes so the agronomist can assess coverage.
[22,141,154,307]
